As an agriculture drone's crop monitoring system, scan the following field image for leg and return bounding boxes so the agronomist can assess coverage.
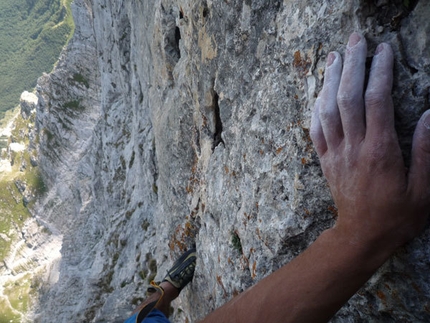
[125,249,196,323]
[152,281,179,317]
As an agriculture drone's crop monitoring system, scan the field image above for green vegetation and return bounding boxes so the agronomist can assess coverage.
[148,259,157,272]
[0,112,46,259]
[141,219,150,231]
[63,99,84,110]
[2,274,32,316]
[0,136,8,149]
[231,230,243,255]
[146,258,157,283]
[0,180,30,260]
[0,111,48,319]
[0,297,21,323]
[139,269,148,280]
[0,0,75,119]
[0,2,73,317]
[0,260,37,322]
[0,106,21,129]
[72,73,90,88]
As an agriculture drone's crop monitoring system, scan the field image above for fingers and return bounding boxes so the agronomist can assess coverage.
[310,98,328,156]
[365,43,395,139]
[317,51,344,150]
[408,110,430,198]
[315,33,394,155]
[337,32,367,143]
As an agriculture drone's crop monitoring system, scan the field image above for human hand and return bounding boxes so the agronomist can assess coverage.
[310,32,430,257]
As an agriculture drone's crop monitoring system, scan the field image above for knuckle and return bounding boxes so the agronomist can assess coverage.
[318,105,339,124]
[364,91,386,108]
[343,143,358,167]
[337,92,361,108]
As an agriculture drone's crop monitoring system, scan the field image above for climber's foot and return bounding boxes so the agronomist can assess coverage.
[162,248,197,292]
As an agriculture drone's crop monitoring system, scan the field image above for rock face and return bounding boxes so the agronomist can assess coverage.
[20,91,38,120]
[31,0,430,322]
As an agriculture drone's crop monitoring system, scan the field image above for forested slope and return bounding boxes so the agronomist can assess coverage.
[0,0,74,118]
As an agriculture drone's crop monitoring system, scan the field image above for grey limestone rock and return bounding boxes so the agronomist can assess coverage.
[31,0,430,322]
[20,91,38,120]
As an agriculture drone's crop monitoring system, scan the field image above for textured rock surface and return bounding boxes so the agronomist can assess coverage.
[20,91,38,120]
[30,0,430,322]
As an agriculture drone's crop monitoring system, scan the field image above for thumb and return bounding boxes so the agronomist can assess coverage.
[408,110,430,198]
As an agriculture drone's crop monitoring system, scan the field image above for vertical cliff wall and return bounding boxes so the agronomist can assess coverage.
[32,0,430,322]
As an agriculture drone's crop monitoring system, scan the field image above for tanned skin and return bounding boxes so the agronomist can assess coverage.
[198,32,430,323]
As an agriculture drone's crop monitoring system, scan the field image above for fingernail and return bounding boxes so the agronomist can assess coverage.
[348,32,361,47]
[375,43,384,55]
[326,52,336,67]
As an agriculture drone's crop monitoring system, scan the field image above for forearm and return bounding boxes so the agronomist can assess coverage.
[200,227,393,323]
[202,32,430,322]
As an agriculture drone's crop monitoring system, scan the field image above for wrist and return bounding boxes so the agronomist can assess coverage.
[322,226,395,274]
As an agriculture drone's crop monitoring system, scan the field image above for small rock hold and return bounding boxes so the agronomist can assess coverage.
[30,156,38,167]
[15,180,26,193]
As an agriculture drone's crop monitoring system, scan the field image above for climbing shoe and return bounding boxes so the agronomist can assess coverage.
[162,248,196,291]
